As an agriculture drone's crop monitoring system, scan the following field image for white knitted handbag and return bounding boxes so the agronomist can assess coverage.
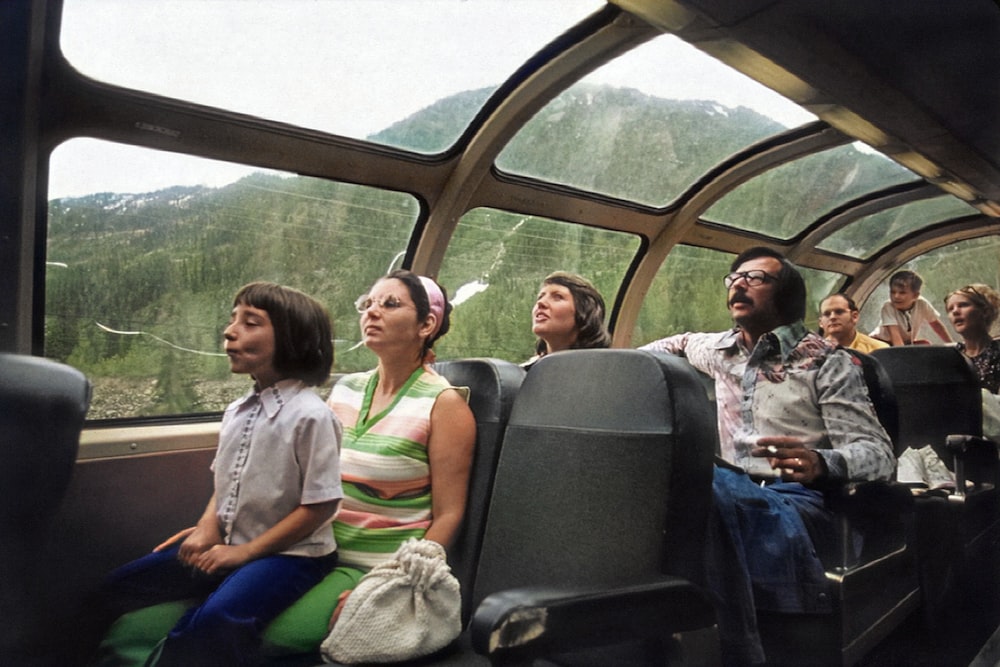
[320,538,462,664]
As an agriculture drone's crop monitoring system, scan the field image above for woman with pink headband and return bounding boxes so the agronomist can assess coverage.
[257,269,476,657]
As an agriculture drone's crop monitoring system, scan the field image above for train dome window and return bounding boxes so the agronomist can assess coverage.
[819,196,979,259]
[436,207,638,361]
[495,33,815,207]
[58,0,603,153]
[633,246,733,346]
[47,139,418,420]
[703,142,919,239]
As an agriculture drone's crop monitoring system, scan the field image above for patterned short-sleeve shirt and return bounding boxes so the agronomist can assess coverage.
[641,321,895,482]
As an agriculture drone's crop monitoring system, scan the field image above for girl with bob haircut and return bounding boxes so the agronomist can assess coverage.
[233,281,334,386]
[91,282,342,666]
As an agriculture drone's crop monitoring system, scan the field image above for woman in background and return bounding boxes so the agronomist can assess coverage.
[946,283,1000,392]
[898,283,1000,487]
[524,271,611,368]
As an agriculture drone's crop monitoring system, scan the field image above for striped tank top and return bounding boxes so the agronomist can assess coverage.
[326,367,464,569]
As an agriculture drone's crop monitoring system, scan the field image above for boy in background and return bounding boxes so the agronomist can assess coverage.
[874,270,952,345]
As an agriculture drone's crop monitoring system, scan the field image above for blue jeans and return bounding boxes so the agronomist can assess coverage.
[705,467,834,666]
[100,545,337,667]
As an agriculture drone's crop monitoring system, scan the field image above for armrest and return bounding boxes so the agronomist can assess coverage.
[825,480,915,518]
[470,578,716,662]
[823,481,914,571]
[946,434,1000,496]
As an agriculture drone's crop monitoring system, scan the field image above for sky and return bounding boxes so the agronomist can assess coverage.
[49,0,816,199]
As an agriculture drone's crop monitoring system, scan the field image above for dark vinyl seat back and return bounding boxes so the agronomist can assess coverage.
[469,349,716,611]
[843,348,901,453]
[872,346,982,470]
[0,354,91,658]
[873,342,1000,620]
[432,358,525,624]
[0,354,91,523]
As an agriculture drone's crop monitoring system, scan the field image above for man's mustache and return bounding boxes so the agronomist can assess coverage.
[729,293,753,307]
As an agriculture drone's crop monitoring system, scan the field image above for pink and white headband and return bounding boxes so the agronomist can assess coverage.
[418,276,445,339]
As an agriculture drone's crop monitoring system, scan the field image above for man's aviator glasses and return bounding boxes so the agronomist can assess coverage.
[723,270,778,289]
[355,294,408,313]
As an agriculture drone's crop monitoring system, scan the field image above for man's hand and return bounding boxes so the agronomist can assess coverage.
[751,435,827,483]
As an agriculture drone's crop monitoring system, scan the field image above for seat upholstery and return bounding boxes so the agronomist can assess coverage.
[432,358,526,624]
[0,354,91,662]
[871,346,983,473]
[465,349,717,664]
[872,346,998,493]
[471,349,716,599]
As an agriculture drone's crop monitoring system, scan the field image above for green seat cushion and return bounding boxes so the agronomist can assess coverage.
[94,599,191,667]
[262,566,365,655]
[94,566,366,663]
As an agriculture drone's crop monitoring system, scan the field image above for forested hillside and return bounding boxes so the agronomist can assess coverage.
[46,83,952,419]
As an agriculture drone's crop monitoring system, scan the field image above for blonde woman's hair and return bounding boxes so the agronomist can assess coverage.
[946,283,1000,331]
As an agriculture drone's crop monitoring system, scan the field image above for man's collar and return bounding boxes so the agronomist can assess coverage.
[769,320,809,359]
[721,320,808,359]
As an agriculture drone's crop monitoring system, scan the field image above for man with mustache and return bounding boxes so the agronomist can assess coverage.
[641,246,894,665]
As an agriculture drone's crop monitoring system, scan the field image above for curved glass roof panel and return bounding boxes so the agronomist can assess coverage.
[703,144,918,239]
[819,196,979,258]
[496,34,816,207]
[60,0,603,154]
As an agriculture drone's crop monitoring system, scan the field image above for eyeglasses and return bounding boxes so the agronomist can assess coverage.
[723,270,778,289]
[355,294,410,313]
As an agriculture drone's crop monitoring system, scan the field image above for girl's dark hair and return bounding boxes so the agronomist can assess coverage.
[534,271,611,356]
[385,269,452,356]
[233,282,333,387]
[730,246,806,324]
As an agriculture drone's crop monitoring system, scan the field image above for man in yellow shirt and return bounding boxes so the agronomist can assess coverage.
[819,293,889,353]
